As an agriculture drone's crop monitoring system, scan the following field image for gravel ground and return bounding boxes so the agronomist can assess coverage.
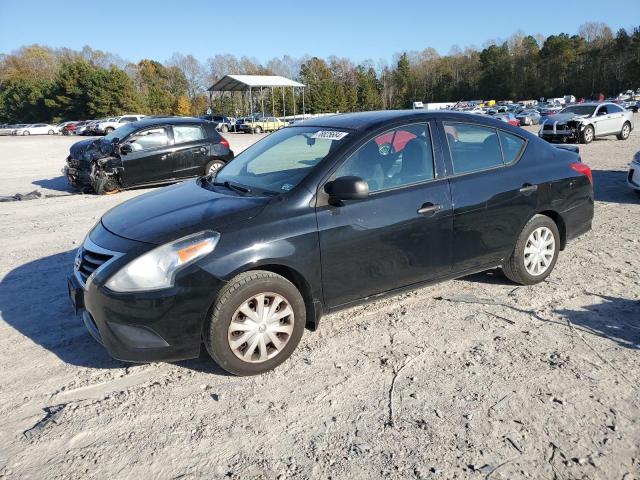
[0,124,639,479]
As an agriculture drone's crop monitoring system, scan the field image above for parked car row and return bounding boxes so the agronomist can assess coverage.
[0,123,62,135]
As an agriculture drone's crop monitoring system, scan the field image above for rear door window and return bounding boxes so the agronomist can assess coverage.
[444,122,503,174]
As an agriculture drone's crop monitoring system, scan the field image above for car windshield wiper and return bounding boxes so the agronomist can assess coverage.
[212,180,251,194]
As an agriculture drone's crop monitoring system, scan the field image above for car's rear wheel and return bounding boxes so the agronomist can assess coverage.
[204,270,306,376]
[253,126,262,134]
[105,127,114,134]
[220,125,229,133]
[23,131,30,136]
[205,159,225,175]
[617,122,631,140]
[581,125,594,144]
[48,130,54,135]
[502,214,560,285]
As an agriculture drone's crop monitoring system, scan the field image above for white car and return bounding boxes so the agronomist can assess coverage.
[95,115,146,135]
[14,123,60,135]
[628,151,640,196]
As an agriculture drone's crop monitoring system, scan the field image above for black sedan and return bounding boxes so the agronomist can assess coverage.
[68,110,594,375]
[64,117,234,194]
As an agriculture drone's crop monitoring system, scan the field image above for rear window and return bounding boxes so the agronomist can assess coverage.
[444,123,503,174]
[173,125,206,143]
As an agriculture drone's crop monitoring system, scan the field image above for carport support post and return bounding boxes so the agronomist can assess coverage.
[292,87,296,122]
[302,87,306,120]
[282,87,286,118]
[271,87,275,119]
[249,87,253,121]
[260,87,265,119]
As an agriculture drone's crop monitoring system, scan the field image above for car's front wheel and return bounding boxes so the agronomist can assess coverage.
[105,127,114,134]
[502,214,560,285]
[617,122,631,140]
[220,125,229,133]
[581,125,594,144]
[253,126,262,134]
[204,271,306,376]
[48,130,54,135]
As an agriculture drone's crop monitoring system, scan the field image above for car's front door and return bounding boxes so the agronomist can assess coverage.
[440,121,535,272]
[120,126,174,186]
[169,124,210,178]
[316,122,453,308]
[593,105,614,135]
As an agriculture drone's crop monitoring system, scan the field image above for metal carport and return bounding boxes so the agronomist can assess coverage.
[207,74,306,125]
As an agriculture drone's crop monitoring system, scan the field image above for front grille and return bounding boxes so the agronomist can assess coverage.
[543,124,554,131]
[76,247,113,285]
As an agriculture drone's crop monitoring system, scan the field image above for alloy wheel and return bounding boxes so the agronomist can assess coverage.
[227,292,295,363]
[523,227,555,276]
[208,161,224,174]
[622,124,630,139]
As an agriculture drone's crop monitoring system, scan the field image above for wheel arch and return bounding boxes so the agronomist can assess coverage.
[244,263,321,330]
[536,209,567,250]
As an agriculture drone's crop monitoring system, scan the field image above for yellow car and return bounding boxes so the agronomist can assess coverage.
[239,116,287,134]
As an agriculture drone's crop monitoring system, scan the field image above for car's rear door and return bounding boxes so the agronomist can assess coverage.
[169,124,210,178]
[439,120,535,272]
[316,122,453,308]
[120,126,173,186]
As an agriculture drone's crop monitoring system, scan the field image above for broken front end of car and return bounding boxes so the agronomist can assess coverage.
[539,119,585,143]
[64,140,122,194]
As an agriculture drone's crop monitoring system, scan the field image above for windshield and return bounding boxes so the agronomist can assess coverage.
[561,105,596,116]
[214,126,350,194]
[104,122,140,142]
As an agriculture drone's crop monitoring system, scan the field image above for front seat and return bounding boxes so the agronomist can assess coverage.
[396,138,432,184]
[348,141,385,191]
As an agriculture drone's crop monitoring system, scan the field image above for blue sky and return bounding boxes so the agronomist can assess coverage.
[0,0,635,64]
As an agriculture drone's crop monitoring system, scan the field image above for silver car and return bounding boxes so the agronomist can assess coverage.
[539,102,634,144]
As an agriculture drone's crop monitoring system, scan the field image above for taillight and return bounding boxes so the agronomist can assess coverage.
[570,162,592,185]
[219,139,230,149]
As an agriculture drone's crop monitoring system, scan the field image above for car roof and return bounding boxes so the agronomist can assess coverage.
[299,109,516,131]
[133,116,208,127]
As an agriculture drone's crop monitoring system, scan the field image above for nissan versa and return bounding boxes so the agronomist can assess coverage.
[68,110,594,376]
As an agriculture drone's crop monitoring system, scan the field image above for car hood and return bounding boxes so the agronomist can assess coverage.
[101,179,270,245]
[543,113,589,124]
[69,138,112,162]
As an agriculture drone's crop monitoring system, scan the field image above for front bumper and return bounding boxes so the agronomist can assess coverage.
[68,223,224,362]
[628,163,640,191]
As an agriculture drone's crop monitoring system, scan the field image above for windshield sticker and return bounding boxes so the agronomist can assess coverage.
[281,183,294,192]
[311,130,349,141]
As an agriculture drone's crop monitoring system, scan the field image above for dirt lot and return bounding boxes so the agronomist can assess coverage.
[0,125,639,479]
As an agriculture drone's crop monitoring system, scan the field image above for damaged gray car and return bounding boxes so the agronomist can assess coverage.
[64,117,234,194]
[538,102,634,144]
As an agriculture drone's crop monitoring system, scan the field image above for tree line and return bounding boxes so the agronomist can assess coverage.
[1,22,639,123]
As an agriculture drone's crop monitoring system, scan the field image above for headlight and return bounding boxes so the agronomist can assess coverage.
[106,231,219,292]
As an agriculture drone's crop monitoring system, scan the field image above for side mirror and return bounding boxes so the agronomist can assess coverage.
[324,176,369,202]
[120,143,132,155]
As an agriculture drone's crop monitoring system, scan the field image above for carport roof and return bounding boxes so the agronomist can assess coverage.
[208,74,305,92]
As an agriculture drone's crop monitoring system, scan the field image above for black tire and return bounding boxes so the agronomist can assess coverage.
[253,126,262,134]
[581,125,594,144]
[220,125,229,133]
[205,159,225,175]
[617,122,631,140]
[93,176,121,195]
[203,270,306,376]
[23,131,30,136]
[501,214,560,285]
[105,127,114,134]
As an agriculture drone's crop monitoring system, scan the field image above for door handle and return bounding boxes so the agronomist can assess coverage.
[417,202,442,216]
[519,184,538,194]
[160,154,168,161]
